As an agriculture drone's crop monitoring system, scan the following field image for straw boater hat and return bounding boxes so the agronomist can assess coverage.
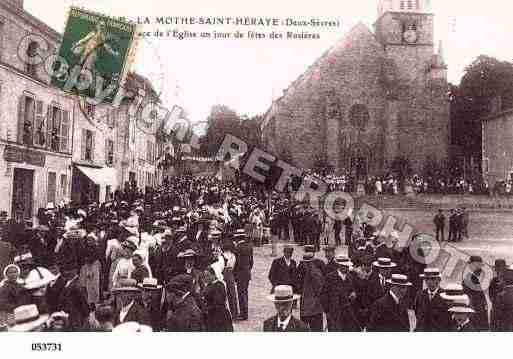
[63,225,87,240]
[267,285,300,302]
[14,252,34,266]
[111,278,142,294]
[373,257,397,268]
[209,230,222,239]
[419,267,442,279]
[386,274,413,287]
[177,249,197,259]
[233,229,246,238]
[138,278,162,291]
[302,252,315,262]
[335,255,353,268]
[9,304,49,332]
[113,321,153,333]
[448,295,475,314]
[440,283,465,301]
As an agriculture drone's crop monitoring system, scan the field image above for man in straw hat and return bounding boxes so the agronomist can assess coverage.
[367,257,397,305]
[57,260,90,330]
[233,229,253,321]
[367,273,412,331]
[489,259,507,330]
[296,250,324,331]
[268,244,298,294]
[448,295,476,332]
[263,285,308,332]
[321,255,360,331]
[462,255,489,331]
[414,268,448,331]
[8,304,49,332]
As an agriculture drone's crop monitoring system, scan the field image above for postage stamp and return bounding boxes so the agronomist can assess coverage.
[51,6,138,105]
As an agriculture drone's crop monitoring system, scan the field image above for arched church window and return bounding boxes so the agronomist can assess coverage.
[349,104,370,130]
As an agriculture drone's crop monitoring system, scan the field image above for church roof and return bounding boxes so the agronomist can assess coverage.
[262,22,383,130]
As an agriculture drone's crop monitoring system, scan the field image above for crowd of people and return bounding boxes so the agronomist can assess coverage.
[310,169,495,196]
[0,174,511,332]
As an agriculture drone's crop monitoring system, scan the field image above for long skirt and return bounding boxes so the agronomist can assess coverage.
[223,268,239,318]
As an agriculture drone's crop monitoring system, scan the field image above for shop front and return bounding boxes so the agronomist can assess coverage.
[0,144,72,223]
[72,163,118,205]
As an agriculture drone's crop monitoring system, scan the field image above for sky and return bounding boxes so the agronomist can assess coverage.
[25,0,513,127]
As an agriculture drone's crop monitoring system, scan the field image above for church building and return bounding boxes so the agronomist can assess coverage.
[261,0,450,178]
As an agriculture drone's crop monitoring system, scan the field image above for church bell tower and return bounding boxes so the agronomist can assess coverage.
[375,0,449,172]
[374,0,435,82]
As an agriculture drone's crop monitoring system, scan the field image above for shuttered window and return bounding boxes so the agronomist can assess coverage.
[105,138,114,166]
[60,174,67,198]
[47,172,56,205]
[50,107,61,151]
[33,100,45,147]
[18,95,35,145]
[82,129,94,161]
[60,110,70,152]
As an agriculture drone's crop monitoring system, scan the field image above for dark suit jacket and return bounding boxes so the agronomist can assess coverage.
[165,294,204,332]
[268,257,297,291]
[367,271,388,305]
[320,271,360,331]
[324,259,338,276]
[414,289,450,331]
[494,285,513,331]
[58,278,91,330]
[203,281,233,331]
[462,272,489,330]
[263,315,310,332]
[367,293,410,332]
[114,301,150,326]
[46,275,66,314]
[453,320,476,332]
[234,240,253,283]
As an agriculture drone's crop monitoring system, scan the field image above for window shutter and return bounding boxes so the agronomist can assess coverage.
[61,111,69,152]
[34,100,44,146]
[17,95,26,143]
[91,131,95,161]
[46,106,53,149]
[81,129,86,160]
[105,138,108,166]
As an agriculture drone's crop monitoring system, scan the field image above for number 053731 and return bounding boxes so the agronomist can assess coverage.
[31,343,62,351]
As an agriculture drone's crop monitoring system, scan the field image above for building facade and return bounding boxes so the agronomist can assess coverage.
[0,0,75,222]
[261,0,449,177]
[0,0,164,220]
[482,108,513,188]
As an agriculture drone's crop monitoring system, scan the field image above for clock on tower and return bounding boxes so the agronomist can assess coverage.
[374,0,434,46]
[403,24,418,43]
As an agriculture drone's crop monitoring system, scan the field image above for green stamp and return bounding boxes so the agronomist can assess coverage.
[52,7,138,104]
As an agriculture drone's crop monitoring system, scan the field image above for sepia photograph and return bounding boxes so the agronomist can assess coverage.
[0,0,512,355]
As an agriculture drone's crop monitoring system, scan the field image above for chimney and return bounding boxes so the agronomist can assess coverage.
[7,0,24,8]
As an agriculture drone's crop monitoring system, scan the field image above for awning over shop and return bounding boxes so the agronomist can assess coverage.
[75,165,118,189]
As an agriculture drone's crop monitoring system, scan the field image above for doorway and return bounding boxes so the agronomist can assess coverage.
[351,157,368,180]
[12,168,34,223]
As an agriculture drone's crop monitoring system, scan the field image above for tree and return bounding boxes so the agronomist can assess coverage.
[199,105,262,156]
[451,55,513,165]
